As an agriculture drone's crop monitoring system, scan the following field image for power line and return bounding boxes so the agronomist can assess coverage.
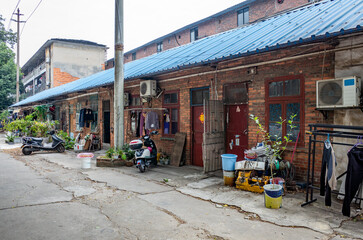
[7,0,21,31]
[20,0,43,36]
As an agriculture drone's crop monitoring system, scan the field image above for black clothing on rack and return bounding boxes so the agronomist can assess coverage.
[320,142,336,206]
[342,146,363,217]
[79,108,94,128]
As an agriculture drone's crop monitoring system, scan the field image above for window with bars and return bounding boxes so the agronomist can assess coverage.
[266,75,304,143]
[163,91,179,135]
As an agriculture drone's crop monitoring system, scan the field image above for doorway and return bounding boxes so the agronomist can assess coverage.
[223,83,249,160]
[103,100,111,144]
[191,87,209,167]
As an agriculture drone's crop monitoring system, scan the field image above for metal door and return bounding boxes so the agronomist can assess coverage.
[225,104,248,159]
[192,106,204,166]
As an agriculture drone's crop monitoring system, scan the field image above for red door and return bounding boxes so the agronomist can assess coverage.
[225,104,248,160]
[192,106,204,166]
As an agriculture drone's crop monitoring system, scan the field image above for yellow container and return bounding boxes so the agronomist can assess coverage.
[223,171,235,186]
[264,184,282,209]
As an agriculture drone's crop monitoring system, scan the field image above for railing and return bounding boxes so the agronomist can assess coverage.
[22,62,46,85]
[21,81,47,99]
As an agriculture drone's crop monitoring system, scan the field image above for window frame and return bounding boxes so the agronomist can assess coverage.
[162,90,180,136]
[237,7,249,27]
[157,42,163,53]
[265,75,305,145]
[190,27,198,42]
[132,52,136,61]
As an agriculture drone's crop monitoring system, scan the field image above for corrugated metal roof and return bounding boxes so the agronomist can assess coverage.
[13,0,363,107]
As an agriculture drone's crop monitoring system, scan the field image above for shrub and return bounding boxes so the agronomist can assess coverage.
[58,130,75,150]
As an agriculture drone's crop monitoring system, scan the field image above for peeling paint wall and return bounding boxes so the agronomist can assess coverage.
[334,34,363,175]
[51,42,106,80]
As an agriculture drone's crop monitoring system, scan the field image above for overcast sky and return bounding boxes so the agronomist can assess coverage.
[2,0,243,66]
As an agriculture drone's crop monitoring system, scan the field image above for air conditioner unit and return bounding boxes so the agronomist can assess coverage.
[316,76,361,109]
[124,92,129,106]
[140,80,157,97]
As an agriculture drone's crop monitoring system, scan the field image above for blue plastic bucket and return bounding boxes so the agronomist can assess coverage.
[221,154,237,171]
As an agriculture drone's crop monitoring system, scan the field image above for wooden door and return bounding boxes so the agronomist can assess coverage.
[192,106,204,166]
[225,104,248,160]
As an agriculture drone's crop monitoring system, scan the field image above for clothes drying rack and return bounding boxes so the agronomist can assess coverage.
[301,123,363,207]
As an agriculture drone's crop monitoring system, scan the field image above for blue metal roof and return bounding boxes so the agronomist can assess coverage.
[13,0,363,107]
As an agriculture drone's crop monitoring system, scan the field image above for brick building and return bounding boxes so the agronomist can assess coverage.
[13,0,363,181]
[104,0,310,68]
[21,39,107,99]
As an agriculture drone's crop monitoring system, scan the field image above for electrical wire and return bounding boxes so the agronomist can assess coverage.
[20,0,43,37]
[7,0,21,31]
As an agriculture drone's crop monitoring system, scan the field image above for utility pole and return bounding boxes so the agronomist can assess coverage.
[12,8,25,103]
[114,0,124,148]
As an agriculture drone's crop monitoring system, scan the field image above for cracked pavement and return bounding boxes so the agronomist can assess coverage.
[0,141,362,239]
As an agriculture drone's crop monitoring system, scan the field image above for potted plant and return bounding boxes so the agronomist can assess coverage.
[121,144,134,166]
[250,114,296,208]
[6,134,15,144]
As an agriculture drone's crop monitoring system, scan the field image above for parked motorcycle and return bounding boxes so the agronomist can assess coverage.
[129,131,158,173]
[21,130,65,155]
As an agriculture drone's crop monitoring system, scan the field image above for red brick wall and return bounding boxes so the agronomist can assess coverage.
[53,68,79,87]
[122,42,335,181]
[250,0,308,22]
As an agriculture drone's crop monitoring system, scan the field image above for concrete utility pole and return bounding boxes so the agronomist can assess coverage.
[12,8,25,103]
[114,0,124,148]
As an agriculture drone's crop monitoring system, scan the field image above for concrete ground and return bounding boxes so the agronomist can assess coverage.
[0,133,362,239]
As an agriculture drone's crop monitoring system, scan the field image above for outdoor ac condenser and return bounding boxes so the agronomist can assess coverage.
[316,76,361,109]
[140,80,157,97]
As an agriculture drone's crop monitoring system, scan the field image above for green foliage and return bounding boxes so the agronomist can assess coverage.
[0,42,17,110]
[0,15,16,47]
[4,119,58,137]
[6,133,14,143]
[250,114,296,179]
[121,143,135,160]
[106,147,116,159]
[0,110,10,129]
[58,130,75,150]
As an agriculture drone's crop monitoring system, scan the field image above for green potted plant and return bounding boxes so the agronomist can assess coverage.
[250,114,296,209]
[6,134,15,144]
[121,144,134,166]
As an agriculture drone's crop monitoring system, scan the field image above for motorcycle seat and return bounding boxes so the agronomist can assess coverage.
[32,138,44,142]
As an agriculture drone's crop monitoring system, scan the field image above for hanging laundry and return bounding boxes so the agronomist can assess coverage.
[139,112,145,137]
[79,108,94,128]
[145,111,159,130]
[164,112,170,134]
[342,146,363,217]
[319,140,337,206]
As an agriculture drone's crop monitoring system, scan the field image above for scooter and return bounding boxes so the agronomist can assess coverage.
[21,130,65,155]
[129,131,158,173]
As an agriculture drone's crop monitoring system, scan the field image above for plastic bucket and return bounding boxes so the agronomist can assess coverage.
[221,154,237,171]
[264,184,283,209]
[223,170,235,186]
[77,153,94,169]
[82,158,91,169]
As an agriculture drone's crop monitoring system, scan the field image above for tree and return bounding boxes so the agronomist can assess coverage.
[0,15,18,110]
[0,15,16,47]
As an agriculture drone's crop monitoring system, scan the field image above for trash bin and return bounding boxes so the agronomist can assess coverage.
[221,154,237,171]
[77,153,94,169]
